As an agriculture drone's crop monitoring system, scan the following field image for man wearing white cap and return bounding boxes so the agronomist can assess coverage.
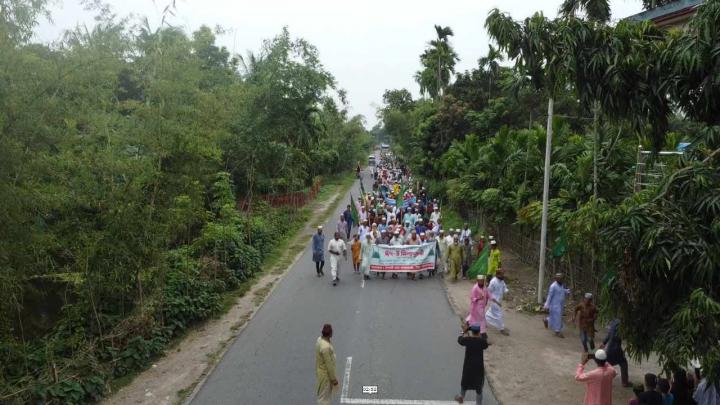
[466,274,500,336]
[312,226,325,276]
[327,232,347,286]
[544,273,571,338]
[486,269,510,336]
[436,229,448,278]
[573,293,598,353]
[575,349,617,405]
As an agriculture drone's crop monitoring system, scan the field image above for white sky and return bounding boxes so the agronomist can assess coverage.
[36,0,644,127]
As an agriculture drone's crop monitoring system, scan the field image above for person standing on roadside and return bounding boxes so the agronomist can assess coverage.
[454,323,489,404]
[360,233,374,281]
[575,349,617,405]
[312,226,325,276]
[327,232,347,286]
[543,273,571,338]
[572,293,598,353]
[316,324,338,405]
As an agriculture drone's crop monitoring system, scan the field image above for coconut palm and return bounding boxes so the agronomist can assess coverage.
[415,25,459,99]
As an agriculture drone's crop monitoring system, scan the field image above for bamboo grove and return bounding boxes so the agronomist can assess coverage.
[379,0,720,385]
[0,2,371,403]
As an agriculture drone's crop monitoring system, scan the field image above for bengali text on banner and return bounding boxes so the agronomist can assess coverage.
[369,243,436,272]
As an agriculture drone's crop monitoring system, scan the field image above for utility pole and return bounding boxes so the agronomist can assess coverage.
[537,97,554,304]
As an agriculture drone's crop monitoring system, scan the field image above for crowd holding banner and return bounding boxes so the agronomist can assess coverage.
[338,149,500,282]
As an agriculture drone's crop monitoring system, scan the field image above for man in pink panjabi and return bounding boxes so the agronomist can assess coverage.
[575,349,617,405]
[465,274,500,336]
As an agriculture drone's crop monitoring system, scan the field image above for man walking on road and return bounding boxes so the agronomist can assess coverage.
[351,234,361,273]
[486,269,509,336]
[572,293,598,353]
[337,215,348,241]
[544,273,571,338]
[328,232,347,286]
[575,349,617,405]
[455,323,489,404]
[312,226,325,276]
[343,205,353,239]
[361,233,374,280]
[316,324,338,405]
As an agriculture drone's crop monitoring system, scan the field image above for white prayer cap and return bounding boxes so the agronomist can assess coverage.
[594,349,607,361]
[420,232,426,236]
[439,229,445,233]
[490,240,497,245]
[394,230,400,235]
[585,293,593,299]
[555,273,563,278]
[417,218,423,222]
[317,225,323,230]
[477,274,485,280]
[480,235,485,238]
[488,235,495,239]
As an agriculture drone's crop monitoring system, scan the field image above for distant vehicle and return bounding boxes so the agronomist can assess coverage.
[368,155,376,165]
[380,143,390,150]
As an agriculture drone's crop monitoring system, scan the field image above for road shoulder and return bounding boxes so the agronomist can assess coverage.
[444,250,660,405]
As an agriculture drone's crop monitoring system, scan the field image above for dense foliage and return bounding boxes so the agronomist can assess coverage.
[0,2,370,403]
[381,0,720,382]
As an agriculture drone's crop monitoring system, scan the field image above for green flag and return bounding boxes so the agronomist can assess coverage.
[350,194,359,224]
[468,243,490,278]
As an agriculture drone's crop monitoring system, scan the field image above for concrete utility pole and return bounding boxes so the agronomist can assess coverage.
[537,97,554,304]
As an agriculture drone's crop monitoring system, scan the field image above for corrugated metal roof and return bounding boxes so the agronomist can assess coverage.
[625,0,705,21]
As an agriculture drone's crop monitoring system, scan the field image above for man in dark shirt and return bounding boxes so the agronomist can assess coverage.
[455,323,489,404]
[638,373,663,405]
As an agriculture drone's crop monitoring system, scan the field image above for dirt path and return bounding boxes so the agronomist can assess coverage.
[445,250,661,405]
[103,184,347,405]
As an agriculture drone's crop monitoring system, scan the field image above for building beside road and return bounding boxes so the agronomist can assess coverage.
[625,0,705,29]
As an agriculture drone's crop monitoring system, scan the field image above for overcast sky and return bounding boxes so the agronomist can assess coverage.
[36,0,644,127]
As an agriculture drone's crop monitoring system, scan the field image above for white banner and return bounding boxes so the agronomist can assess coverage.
[369,243,436,272]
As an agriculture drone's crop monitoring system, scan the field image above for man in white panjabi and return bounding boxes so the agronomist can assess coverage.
[486,268,510,335]
[444,229,455,276]
[327,232,347,286]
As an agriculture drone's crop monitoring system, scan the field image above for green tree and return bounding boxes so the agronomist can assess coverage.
[415,25,459,99]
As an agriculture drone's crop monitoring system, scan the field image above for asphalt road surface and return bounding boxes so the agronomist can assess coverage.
[190,164,498,405]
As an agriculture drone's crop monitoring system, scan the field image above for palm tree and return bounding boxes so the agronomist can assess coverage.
[486,9,563,304]
[415,25,459,99]
[478,45,504,100]
[559,0,610,22]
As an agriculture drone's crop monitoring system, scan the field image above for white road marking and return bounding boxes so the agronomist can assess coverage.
[361,278,365,288]
[342,357,353,400]
[341,399,459,405]
[340,356,465,405]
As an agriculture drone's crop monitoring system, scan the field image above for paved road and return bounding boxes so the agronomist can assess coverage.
[190,166,498,405]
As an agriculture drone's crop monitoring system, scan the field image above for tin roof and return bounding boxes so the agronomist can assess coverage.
[625,0,705,22]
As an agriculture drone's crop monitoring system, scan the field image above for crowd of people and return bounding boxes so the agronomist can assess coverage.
[310,151,503,287]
